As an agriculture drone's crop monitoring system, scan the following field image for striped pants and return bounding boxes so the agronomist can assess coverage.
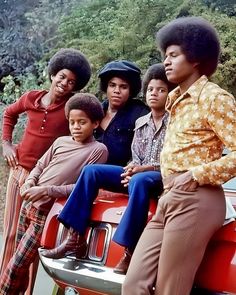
[0,166,39,295]
[0,202,46,294]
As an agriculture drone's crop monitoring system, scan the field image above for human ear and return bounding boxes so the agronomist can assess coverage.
[193,61,200,69]
[93,121,100,129]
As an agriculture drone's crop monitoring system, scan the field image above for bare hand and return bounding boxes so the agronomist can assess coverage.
[121,164,143,187]
[20,186,50,203]
[20,181,35,196]
[2,142,18,168]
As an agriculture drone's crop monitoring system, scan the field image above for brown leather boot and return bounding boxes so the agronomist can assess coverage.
[113,248,132,274]
[41,228,87,259]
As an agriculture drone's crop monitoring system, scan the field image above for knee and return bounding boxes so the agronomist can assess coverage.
[129,174,151,195]
[81,164,100,180]
[129,173,145,186]
[81,164,107,186]
[83,164,99,174]
[122,279,130,295]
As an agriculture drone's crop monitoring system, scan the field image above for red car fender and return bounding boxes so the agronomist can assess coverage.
[40,190,236,294]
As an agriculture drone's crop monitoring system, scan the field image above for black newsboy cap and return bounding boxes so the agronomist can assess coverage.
[98,60,142,98]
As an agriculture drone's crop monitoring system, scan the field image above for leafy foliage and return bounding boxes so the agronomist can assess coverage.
[0,0,236,98]
[51,0,236,96]
[0,0,41,78]
[55,0,185,93]
[202,0,236,16]
[0,0,83,81]
[175,0,236,96]
[1,61,49,105]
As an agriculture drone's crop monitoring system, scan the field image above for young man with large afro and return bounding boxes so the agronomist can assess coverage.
[123,16,236,295]
[1,48,91,294]
[48,48,91,91]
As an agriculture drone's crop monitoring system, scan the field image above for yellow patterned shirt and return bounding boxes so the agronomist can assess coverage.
[160,75,236,185]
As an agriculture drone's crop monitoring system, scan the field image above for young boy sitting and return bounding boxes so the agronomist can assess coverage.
[41,64,175,276]
[0,93,108,294]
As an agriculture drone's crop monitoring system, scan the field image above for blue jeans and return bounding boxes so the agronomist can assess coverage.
[58,164,162,250]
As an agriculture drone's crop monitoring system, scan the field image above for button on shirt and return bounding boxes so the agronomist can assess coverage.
[160,75,236,185]
[131,112,168,170]
[2,90,70,170]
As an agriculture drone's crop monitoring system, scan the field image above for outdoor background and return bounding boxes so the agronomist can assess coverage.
[0,0,236,232]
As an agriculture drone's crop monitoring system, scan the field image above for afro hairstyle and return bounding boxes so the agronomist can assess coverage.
[98,60,142,99]
[65,93,104,123]
[48,48,91,91]
[142,63,176,95]
[156,16,220,77]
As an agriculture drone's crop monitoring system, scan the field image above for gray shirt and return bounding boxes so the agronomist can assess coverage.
[26,136,108,211]
[130,112,168,170]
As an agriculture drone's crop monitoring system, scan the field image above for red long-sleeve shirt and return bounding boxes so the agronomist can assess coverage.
[2,90,70,170]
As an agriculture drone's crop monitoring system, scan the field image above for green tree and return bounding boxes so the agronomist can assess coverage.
[0,0,40,78]
[0,0,84,83]
[202,0,236,16]
[176,0,236,96]
[55,0,184,93]
[1,0,236,98]
[53,0,235,96]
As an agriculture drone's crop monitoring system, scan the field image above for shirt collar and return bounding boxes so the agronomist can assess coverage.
[34,91,48,108]
[34,91,70,109]
[135,111,168,130]
[166,75,209,111]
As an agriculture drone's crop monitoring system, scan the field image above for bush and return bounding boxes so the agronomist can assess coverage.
[1,61,49,105]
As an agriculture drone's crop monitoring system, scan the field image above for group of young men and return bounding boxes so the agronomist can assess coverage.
[1,16,236,295]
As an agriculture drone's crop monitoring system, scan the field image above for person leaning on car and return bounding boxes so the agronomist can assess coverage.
[122,16,236,295]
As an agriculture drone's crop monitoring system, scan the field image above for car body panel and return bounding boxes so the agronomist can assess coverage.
[39,185,236,295]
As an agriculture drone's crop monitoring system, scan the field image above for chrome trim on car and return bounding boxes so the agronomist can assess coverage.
[39,249,124,295]
[87,223,112,263]
[56,222,68,246]
[65,287,78,295]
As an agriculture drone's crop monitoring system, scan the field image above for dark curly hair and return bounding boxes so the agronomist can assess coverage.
[65,93,104,122]
[156,17,220,77]
[142,63,176,95]
[48,48,91,91]
[98,60,142,99]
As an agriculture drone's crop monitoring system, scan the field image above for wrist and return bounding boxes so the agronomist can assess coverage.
[26,180,36,187]
[2,139,12,145]
[153,165,160,171]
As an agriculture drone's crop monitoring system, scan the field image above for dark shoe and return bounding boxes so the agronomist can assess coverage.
[113,248,132,274]
[41,228,87,259]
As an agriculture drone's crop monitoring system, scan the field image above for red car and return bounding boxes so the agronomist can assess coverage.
[39,178,236,295]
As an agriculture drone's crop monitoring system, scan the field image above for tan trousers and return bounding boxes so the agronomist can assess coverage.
[122,179,226,295]
[0,166,39,295]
